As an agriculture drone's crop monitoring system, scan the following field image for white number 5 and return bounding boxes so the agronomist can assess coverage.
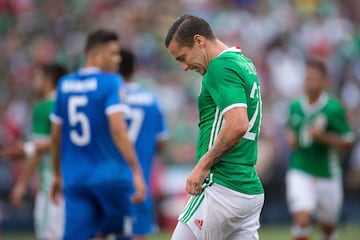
[68,96,91,146]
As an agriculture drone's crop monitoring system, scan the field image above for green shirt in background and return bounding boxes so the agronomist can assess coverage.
[288,93,354,178]
[32,98,54,193]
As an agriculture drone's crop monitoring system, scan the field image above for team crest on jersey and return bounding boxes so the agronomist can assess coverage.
[194,219,204,230]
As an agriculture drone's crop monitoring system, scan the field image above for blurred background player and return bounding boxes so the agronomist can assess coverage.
[119,49,169,240]
[0,63,67,240]
[286,58,356,240]
[50,29,146,240]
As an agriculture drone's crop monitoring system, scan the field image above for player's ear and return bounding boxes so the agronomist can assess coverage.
[193,34,203,47]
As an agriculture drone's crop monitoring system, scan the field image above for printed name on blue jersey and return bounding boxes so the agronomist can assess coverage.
[61,78,98,92]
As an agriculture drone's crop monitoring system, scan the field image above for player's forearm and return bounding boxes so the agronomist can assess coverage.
[286,128,298,149]
[51,124,62,177]
[35,140,51,154]
[198,121,246,171]
[315,132,355,150]
[17,154,42,186]
[112,131,142,173]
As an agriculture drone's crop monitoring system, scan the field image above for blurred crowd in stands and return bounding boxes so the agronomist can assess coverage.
[0,0,359,229]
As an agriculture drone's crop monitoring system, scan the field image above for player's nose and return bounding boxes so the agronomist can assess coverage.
[180,62,189,71]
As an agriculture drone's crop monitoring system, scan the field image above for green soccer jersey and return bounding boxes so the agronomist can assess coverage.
[196,47,264,195]
[288,93,354,178]
[32,98,54,193]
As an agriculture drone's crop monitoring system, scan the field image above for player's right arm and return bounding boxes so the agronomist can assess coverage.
[286,128,298,150]
[108,112,146,204]
[10,153,42,206]
[286,102,298,149]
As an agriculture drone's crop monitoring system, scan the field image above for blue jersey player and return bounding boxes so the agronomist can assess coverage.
[50,30,146,240]
[119,49,169,240]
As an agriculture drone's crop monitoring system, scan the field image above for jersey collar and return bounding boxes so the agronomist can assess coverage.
[125,82,140,89]
[301,92,329,115]
[79,67,101,75]
[218,46,242,57]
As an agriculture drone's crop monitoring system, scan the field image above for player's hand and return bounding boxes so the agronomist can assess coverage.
[186,164,209,195]
[131,171,146,204]
[50,175,63,205]
[0,141,24,160]
[9,183,26,207]
[311,125,325,141]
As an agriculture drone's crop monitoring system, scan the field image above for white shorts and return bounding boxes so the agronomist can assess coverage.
[34,191,64,240]
[176,183,264,240]
[286,169,343,224]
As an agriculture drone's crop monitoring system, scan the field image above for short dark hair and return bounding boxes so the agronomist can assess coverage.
[164,15,215,48]
[41,63,67,86]
[306,58,327,77]
[119,49,135,79]
[85,29,119,54]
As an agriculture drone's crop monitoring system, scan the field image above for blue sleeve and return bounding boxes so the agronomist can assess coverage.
[154,99,169,141]
[105,75,129,115]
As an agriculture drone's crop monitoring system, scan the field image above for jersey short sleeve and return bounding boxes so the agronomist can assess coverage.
[154,100,169,141]
[206,58,247,115]
[104,75,129,116]
[328,102,354,138]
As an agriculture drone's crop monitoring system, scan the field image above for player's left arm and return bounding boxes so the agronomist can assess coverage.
[311,104,355,150]
[0,140,50,161]
[10,153,42,206]
[186,107,249,195]
[50,121,63,205]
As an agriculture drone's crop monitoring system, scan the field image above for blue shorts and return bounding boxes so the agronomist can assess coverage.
[63,181,133,240]
[133,192,156,236]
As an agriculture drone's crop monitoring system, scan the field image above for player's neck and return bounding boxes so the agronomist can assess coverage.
[43,90,55,100]
[307,93,321,105]
[207,39,228,61]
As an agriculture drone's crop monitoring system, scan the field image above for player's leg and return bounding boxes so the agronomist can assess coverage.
[171,221,197,240]
[204,184,264,240]
[171,190,206,239]
[63,186,99,240]
[316,176,343,240]
[286,170,317,240]
[95,181,134,238]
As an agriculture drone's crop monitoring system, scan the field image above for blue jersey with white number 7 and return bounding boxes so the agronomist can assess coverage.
[124,83,169,184]
[51,68,132,188]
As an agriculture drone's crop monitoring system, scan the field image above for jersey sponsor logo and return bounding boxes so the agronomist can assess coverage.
[194,219,204,230]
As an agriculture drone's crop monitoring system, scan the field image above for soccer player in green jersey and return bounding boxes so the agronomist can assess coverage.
[165,15,264,240]
[0,63,67,239]
[286,59,355,240]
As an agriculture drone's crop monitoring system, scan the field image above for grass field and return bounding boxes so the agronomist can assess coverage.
[2,225,360,240]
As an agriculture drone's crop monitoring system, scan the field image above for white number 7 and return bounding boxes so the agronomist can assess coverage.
[127,108,144,143]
